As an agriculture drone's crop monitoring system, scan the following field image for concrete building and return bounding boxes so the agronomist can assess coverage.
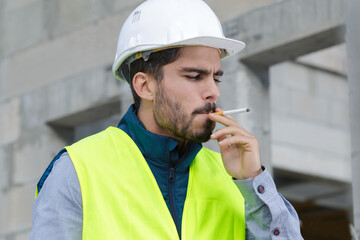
[0,0,358,239]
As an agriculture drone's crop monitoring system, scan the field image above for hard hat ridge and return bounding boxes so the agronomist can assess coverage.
[112,0,246,81]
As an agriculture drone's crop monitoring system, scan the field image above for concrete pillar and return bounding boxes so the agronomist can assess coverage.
[346,0,360,237]
[237,63,272,173]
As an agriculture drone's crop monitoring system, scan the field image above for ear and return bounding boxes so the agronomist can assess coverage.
[132,72,156,101]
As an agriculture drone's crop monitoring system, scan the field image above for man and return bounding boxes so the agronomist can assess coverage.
[30,0,303,239]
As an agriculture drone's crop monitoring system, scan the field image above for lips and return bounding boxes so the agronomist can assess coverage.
[192,103,217,115]
[195,110,216,115]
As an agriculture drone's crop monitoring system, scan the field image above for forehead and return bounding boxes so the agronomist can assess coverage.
[174,46,222,70]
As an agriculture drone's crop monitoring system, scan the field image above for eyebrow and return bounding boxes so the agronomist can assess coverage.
[179,67,224,76]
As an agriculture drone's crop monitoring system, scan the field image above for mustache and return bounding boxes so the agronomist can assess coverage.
[192,103,217,114]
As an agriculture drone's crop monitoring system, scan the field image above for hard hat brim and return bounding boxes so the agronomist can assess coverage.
[112,36,245,81]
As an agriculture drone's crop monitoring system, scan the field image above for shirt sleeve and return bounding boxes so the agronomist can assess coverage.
[233,168,303,239]
[29,152,83,240]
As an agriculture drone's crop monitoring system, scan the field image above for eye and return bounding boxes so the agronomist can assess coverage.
[214,78,222,83]
[185,75,200,80]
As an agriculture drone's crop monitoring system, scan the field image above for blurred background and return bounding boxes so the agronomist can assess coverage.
[0,0,359,239]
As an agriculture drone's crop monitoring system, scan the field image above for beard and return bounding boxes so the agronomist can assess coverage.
[153,83,216,143]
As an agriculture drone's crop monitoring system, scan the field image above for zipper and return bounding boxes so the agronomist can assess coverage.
[169,165,180,236]
[168,146,188,238]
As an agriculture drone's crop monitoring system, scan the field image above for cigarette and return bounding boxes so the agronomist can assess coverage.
[213,107,250,116]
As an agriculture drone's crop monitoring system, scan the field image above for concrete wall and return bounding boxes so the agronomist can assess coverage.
[271,44,351,182]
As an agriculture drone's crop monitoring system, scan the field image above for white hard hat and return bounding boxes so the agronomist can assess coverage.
[112,0,246,81]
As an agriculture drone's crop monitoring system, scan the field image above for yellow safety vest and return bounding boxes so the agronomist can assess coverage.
[65,127,245,239]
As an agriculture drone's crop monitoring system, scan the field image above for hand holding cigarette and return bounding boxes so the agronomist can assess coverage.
[208,107,262,179]
[213,107,250,116]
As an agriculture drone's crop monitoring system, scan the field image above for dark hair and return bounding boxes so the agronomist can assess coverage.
[118,48,182,109]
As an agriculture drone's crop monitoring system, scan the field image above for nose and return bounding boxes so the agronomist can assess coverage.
[203,77,220,102]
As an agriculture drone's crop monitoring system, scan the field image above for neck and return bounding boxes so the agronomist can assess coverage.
[178,140,189,156]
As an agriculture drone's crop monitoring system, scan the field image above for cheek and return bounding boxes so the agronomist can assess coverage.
[181,95,198,114]
[165,86,194,104]
[173,83,198,100]
[162,78,201,111]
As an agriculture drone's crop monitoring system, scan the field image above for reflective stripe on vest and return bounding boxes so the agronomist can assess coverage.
[66,127,245,240]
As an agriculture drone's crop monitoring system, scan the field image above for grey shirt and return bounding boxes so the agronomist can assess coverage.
[30,152,303,239]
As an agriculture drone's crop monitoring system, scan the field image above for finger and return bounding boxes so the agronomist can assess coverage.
[209,117,252,136]
[211,126,252,139]
[216,135,227,143]
[221,114,241,127]
[208,113,238,127]
[221,114,249,132]
[218,135,258,149]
